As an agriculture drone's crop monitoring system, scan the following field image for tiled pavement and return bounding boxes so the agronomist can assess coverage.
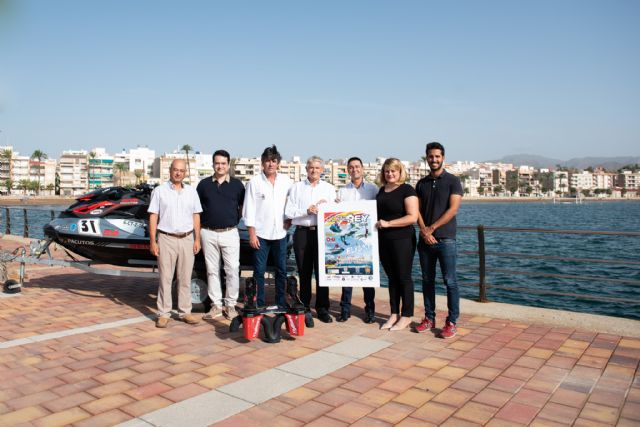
[1,240,639,426]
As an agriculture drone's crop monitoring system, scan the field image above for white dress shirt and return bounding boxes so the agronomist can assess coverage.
[242,172,293,240]
[148,181,203,233]
[285,179,336,226]
[337,180,379,202]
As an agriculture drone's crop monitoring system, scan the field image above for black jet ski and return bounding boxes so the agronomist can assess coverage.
[43,184,288,269]
[43,184,159,267]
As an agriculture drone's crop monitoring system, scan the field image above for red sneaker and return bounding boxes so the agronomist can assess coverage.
[440,321,457,338]
[414,317,435,333]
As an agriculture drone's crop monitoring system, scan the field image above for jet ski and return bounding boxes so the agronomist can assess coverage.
[43,184,289,269]
[43,184,159,267]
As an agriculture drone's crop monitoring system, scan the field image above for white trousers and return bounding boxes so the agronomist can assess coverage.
[201,228,240,307]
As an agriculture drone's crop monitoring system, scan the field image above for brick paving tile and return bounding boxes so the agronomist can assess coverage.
[350,416,394,426]
[621,401,640,420]
[73,408,131,427]
[449,356,483,370]
[92,367,137,384]
[128,369,172,386]
[364,365,403,381]
[511,387,551,408]
[536,401,581,424]
[120,395,173,418]
[284,400,333,423]
[393,387,435,408]
[467,365,502,381]
[416,357,450,370]
[378,376,418,394]
[80,393,135,415]
[41,391,95,413]
[483,356,516,370]
[433,366,468,382]
[573,417,616,427]
[431,387,475,410]
[415,376,453,394]
[472,388,513,408]
[578,401,620,424]
[367,401,414,424]
[514,355,547,369]
[50,378,101,397]
[412,401,457,424]
[395,416,438,427]
[488,376,525,393]
[502,365,537,381]
[306,376,349,393]
[494,401,539,425]
[588,389,626,407]
[125,381,173,400]
[6,390,58,411]
[32,407,91,427]
[454,401,498,424]
[549,387,589,408]
[278,387,322,406]
[314,387,359,407]
[441,417,483,427]
[0,405,50,426]
[617,418,640,427]
[452,376,489,393]
[398,366,434,381]
[86,380,135,400]
[161,371,206,388]
[356,388,398,407]
[303,416,349,427]
[197,372,240,389]
[529,419,570,427]
[130,359,172,373]
[330,365,368,381]
[98,357,137,372]
[160,382,208,403]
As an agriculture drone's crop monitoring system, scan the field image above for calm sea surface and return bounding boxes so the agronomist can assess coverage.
[2,201,639,320]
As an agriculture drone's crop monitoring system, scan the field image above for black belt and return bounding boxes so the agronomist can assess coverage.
[158,229,193,238]
[202,225,236,232]
[297,225,317,231]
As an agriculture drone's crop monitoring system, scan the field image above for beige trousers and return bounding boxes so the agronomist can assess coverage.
[157,233,195,318]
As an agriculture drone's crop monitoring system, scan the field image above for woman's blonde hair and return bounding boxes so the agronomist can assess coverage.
[377,158,408,186]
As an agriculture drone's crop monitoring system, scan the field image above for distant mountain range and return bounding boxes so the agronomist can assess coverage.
[484,154,640,170]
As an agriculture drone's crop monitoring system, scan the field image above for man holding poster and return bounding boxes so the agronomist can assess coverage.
[335,157,378,323]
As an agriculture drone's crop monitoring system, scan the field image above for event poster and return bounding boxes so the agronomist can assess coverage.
[318,200,380,288]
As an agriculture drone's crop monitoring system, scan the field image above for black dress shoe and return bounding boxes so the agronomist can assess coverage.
[317,310,333,323]
[337,312,350,322]
[364,312,376,324]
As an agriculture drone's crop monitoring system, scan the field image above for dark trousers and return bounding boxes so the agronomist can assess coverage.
[340,287,375,315]
[294,227,329,311]
[252,237,287,307]
[379,234,416,317]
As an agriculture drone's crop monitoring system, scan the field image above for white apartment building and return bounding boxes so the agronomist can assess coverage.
[58,150,89,196]
[616,170,640,190]
[570,171,594,190]
[553,171,569,194]
[88,148,114,189]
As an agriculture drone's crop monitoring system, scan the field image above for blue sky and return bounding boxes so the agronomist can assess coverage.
[1,0,638,162]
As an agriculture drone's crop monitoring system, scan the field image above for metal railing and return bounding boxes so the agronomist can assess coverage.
[2,207,58,238]
[457,225,640,306]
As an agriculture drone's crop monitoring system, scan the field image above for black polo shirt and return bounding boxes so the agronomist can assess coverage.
[196,175,245,229]
[415,170,463,239]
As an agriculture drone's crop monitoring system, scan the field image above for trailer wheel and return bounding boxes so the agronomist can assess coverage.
[171,270,211,313]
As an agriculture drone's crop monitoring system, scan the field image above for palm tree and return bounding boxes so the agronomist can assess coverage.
[30,149,48,195]
[88,151,96,189]
[113,163,127,186]
[180,144,193,183]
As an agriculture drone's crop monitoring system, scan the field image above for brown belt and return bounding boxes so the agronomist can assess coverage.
[158,229,193,238]
[202,225,236,232]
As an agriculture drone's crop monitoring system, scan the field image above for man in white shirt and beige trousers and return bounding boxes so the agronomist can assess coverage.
[148,159,203,328]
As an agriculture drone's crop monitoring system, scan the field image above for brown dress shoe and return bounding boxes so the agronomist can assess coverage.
[156,317,169,328]
[182,314,200,325]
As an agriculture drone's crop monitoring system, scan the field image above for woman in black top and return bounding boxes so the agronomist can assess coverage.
[375,158,419,331]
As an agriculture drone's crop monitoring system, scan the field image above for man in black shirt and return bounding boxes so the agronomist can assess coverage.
[415,142,463,338]
[197,150,245,320]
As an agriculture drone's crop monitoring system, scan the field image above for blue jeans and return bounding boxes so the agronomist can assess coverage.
[418,238,460,324]
[252,237,287,308]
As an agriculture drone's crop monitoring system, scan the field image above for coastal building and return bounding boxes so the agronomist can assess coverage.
[553,171,570,195]
[88,148,114,189]
[58,150,89,196]
[153,152,198,184]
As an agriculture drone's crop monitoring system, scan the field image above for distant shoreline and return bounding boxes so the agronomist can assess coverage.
[0,195,638,207]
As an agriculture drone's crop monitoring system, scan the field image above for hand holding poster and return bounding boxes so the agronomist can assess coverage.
[318,200,380,288]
